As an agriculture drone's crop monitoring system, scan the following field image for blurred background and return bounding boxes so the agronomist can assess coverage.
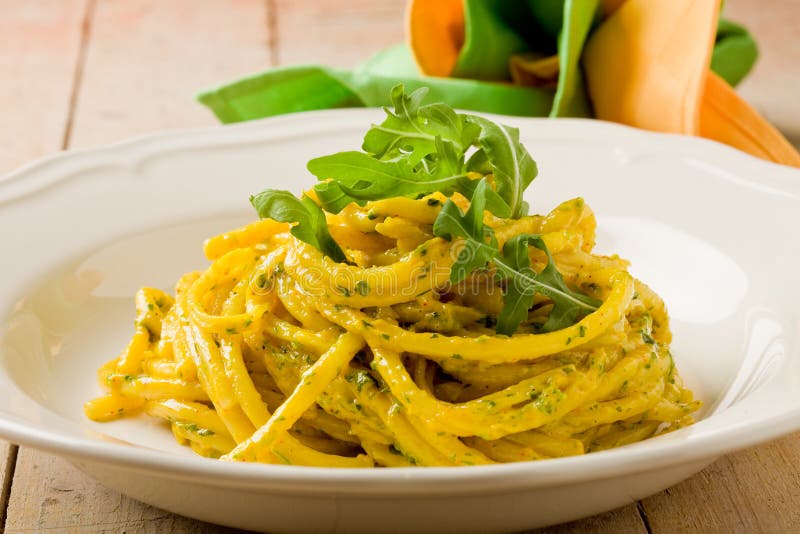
[0,1,798,533]
[0,0,797,177]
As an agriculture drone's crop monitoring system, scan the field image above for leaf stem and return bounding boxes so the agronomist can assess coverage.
[493,257,598,311]
[369,124,436,142]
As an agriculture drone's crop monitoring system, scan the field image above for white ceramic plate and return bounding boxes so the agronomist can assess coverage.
[1,110,799,533]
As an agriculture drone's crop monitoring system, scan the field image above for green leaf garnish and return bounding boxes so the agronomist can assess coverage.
[494,235,600,335]
[433,182,599,335]
[433,179,500,284]
[307,84,535,217]
[250,189,345,262]
[308,150,474,213]
[362,85,476,164]
[466,116,538,218]
[249,84,595,335]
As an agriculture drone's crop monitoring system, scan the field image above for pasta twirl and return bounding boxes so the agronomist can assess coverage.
[85,194,699,466]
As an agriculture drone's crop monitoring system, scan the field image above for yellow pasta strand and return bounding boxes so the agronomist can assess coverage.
[85,193,698,466]
[225,333,363,461]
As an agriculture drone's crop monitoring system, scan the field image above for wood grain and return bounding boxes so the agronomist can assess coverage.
[3,448,645,534]
[2,0,800,532]
[0,0,89,174]
[536,504,647,534]
[726,0,800,145]
[0,0,88,528]
[4,450,237,534]
[641,432,800,533]
[0,442,17,529]
[274,0,405,68]
[3,0,271,531]
[69,0,271,149]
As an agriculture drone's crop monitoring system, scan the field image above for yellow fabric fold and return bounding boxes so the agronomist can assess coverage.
[584,0,800,167]
[509,54,560,88]
[583,0,719,135]
[406,0,464,77]
[699,72,800,167]
[406,0,800,167]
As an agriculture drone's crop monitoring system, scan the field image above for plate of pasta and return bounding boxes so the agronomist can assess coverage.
[0,86,799,533]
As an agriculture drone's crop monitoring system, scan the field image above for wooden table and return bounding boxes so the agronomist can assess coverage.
[1,1,798,532]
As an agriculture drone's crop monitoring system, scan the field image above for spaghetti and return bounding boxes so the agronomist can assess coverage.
[85,193,699,466]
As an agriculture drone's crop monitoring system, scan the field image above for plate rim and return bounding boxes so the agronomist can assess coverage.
[1,109,799,495]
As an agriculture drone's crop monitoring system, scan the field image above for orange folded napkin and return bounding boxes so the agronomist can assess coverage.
[408,0,800,167]
[582,0,800,166]
[199,0,799,167]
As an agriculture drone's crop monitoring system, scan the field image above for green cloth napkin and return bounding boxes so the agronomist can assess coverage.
[711,18,759,87]
[198,1,757,124]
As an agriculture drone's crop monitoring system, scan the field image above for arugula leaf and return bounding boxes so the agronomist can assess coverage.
[492,235,539,335]
[250,190,345,262]
[466,147,491,174]
[311,180,357,215]
[309,151,474,213]
[308,84,533,218]
[433,182,597,333]
[362,85,474,164]
[433,179,499,283]
[248,86,595,335]
[494,234,600,335]
[466,116,537,218]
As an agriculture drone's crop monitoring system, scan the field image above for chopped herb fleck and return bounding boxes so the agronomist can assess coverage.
[480,315,497,328]
[346,370,374,392]
[337,285,352,297]
[255,273,268,289]
[537,400,554,415]
[272,450,292,465]
[355,280,370,296]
